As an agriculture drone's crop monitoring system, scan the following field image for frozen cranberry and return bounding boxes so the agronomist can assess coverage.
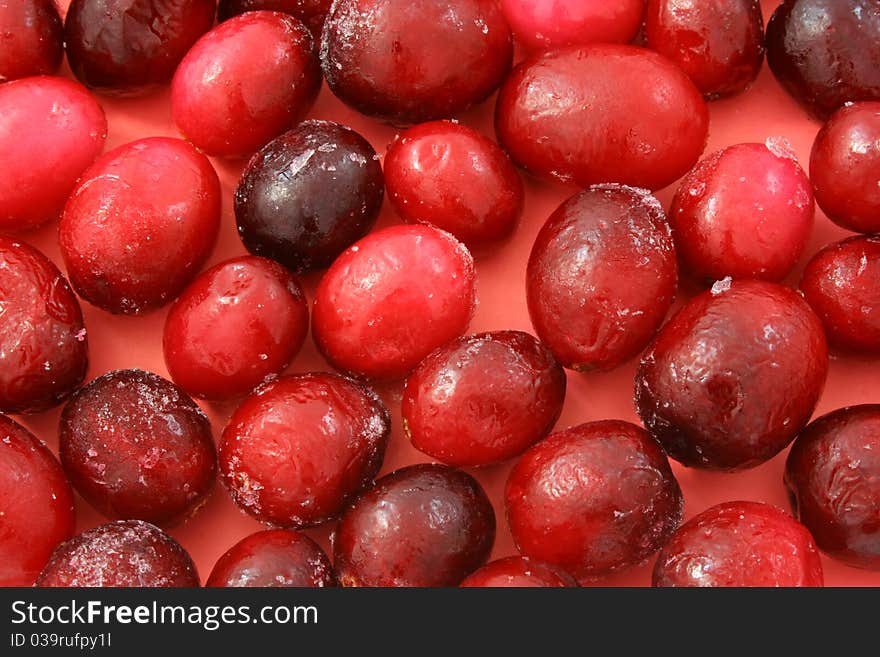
[333,464,495,587]
[0,77,106,232]
[653,501,824,587]
[321,0,512,125]
[59,137,221,315]
[526,185,677,372]
[207,530,336,587]
[59,369,216,525]
[235,120,384,272]
[384,121,524,249]
[313,224,476,380]
[460,557,577,588]
[172,12,321,158]
[636,280,828,471]
[506,420,682,580]
[218,0,331,37]
[669,141,814,283]
[0,0,63,81]
[220,373,390,528]
[402,331,566,467]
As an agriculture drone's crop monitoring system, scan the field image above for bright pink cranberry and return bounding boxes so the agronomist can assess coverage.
[636,280,828,471]
[0,0,63,81]
[460,557,577,588]
[312,224,476,380]
[172,11,321,158]
[218,0,331,37]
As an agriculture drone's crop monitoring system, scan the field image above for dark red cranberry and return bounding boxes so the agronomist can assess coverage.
[506,420,682,580]
[653,501,824,587]
[321,0,513,125]
[384,121,524,250]
[218,0,331,37]
[636,280,828,471]
[59,137,221,315]
[313,224,476,380]
[220,373,390,528]
[207,530,336,587]
[0,0,63,81]
[460,557,577,588]
[235,120,384,272]
[333,464,495,587]
[37,520,200,587]
[402,331,566,467]
[526,185,677,372]
[0,415,75,587]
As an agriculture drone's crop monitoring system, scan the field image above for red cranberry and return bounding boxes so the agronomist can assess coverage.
[172,12,321,158]
[669,141,814,283]
[321,0,513,125]
[235,120,384,272]
[0,77,106,232]
[0,416,75,587]
[526,185,677,372]
[313,224,476,380]
[384,121,524,250]
[402,331,566,467]
[59,137,221,315]
[0,0,63,81]
[636,280,828,471]
[0,238,88,414]
[164,257,309,401]
[506,420,682,580]
[653,501,824,587]
[333,464,495,587]
[220,373,390,528]
[460,557,577,588]
[37,520,200,587]
[218,0,331,37]
[207,530,336,587]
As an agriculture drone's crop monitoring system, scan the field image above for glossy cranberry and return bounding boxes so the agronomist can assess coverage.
[669,141,814,283]
[235,120,384,272]
[333,464,495,587]
[313,224,476,380]
[0,77,106,232]
[59,137,220,315]
[218,0,331,37]
[0,416,75,587]
[0,0,63,81]
[460,557,577,588]
[653,501,824,587]
[506,420,682,580]
[321,0,512,125]
[384,121,524,249]
[526,185,677,372]
[220,373,390,528]
[636,280,828,471]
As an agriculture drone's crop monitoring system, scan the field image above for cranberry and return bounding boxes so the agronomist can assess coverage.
[220,373,390,528]
[460,557,577,588]
[526,185,677,372]
[218,0,331,37]
[0,238,88,414]
[384,121,524,250]
[402,331,566,467]
[59,137,221,315]
[235,120,384,272]
[0,0,63,81]
[506,420,682,580]
[207,530,336,587]
[636,280,828,471]
[653,501,824,587]
[333,464,495,587]
[0,77,106,232]
[321,0,512,125]
[313,224,476,380]
[0,416,75,587]
[669,141,814,283]
[172,12,321,159]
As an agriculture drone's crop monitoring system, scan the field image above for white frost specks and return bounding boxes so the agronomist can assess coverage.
[765,135,798,162]
[711,277,733,295]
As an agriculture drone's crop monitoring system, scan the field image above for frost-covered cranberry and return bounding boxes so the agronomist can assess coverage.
[669,141,814,282]
[460,557,577,588]
[0,0,63,81]
[402,331,566,467]
[218,0,331,37]
[59,137,220,315]
[313,224,476,380]
[653,502,824,587]
[636,280,828,471]
[172,12,321,158]
[321,0,512,125]
[527,185,677,372]
[220,373,390,528]
[235,120,383,272]
[333,464,495,587]
[506,420,682,580]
